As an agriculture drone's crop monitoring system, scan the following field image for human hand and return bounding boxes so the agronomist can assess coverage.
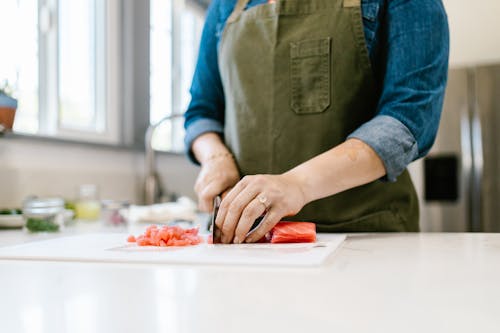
[214,174,307,244]
[194,153,240,212]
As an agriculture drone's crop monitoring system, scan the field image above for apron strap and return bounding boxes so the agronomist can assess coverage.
[343,0,361,7]
[227,0,251,24]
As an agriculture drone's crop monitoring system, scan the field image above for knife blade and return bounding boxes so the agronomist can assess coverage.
[210,195,222,244]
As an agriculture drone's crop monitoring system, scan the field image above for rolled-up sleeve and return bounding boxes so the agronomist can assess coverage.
[348,0,449,182]
[184,0,225,164]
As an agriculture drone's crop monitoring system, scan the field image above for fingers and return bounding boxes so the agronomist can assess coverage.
[233,198,267,244]
[245,208,282,243]
[218,183,260,244]
[194,157,241,213]
[194,172,212,212]
[221,189,232,200]
[214,176,249,230]
[198,180,220,212]
[194,169,235,212]
[213,174,302,244]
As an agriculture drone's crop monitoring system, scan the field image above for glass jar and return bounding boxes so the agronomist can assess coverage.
[75,184,101,221]
[101,200,129,226]
[23,197,65,232]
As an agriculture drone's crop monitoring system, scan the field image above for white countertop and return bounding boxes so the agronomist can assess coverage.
[0,226,499,333]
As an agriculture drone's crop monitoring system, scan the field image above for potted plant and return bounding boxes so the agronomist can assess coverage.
[0,80,18,133]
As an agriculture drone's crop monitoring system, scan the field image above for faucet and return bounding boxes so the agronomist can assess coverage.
[144,113,184,205]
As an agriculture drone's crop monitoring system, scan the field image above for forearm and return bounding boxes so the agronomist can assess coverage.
[192,132,232,165]
[284,138,386,204]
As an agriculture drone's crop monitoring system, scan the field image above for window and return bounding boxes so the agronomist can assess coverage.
[1,0,120,144]
[58,0,102,131]
[1,0,205,150]
[55,0,120,143]
[150,0,204,152]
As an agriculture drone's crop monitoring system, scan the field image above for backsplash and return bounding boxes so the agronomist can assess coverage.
[0,137,199,207]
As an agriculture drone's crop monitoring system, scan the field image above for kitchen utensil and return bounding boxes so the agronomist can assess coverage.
[101,200,129,226]
[211,195,222,244]
[23,197,65,232]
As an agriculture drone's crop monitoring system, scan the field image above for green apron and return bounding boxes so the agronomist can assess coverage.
[218,0,419,232]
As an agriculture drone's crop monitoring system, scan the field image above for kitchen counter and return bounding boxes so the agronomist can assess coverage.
[0,228,499,333]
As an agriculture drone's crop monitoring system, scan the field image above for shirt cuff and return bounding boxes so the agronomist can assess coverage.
[184,118,224,164]
[347,115,419,182]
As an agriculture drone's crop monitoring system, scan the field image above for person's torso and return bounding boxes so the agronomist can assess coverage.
[217,0,419,232]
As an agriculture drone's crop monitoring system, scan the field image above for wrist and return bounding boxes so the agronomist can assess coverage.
[204,151,234,164]
[192,132,232,165]
[281,170,311,207]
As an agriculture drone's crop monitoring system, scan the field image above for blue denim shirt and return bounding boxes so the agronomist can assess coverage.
[184,0,449,181]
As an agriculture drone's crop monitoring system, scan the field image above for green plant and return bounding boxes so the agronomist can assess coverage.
[26,218,60,232]
[0,80,15,98]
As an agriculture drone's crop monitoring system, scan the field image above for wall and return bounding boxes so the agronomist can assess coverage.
[443,0,500,67]
[0,137,199,207]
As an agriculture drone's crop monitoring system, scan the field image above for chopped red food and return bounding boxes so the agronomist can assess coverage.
[267,222,316,244]
[128,222,315,246]
[128,225,203,247]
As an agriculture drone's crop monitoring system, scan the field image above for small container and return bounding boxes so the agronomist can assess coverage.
[101,200,129,226]
[75,184,101,221]
[0,94,18,131]
[23,197,65,232]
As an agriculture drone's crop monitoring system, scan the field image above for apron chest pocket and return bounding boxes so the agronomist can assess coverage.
[290,37,331,114]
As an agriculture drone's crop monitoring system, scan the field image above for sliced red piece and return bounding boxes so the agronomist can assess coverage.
[268,222,316,244]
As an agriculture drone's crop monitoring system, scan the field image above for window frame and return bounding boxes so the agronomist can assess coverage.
[36,0,122,144]
[5,0,208,153]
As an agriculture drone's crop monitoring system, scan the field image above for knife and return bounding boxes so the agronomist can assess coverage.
[210,195,222,244]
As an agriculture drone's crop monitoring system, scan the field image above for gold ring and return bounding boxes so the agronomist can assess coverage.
[258,195,269,209]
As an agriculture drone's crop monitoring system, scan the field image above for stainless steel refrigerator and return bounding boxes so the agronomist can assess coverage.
[419,63,500,232]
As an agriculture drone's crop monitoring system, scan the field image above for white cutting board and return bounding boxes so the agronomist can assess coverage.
[0,233,345,267]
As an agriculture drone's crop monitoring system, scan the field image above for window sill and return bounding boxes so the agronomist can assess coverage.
[0,131,185,157]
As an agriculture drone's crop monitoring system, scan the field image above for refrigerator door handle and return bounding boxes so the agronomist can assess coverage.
[470,104,484,231]
[460,104,473,231]
[467,69,484,232]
